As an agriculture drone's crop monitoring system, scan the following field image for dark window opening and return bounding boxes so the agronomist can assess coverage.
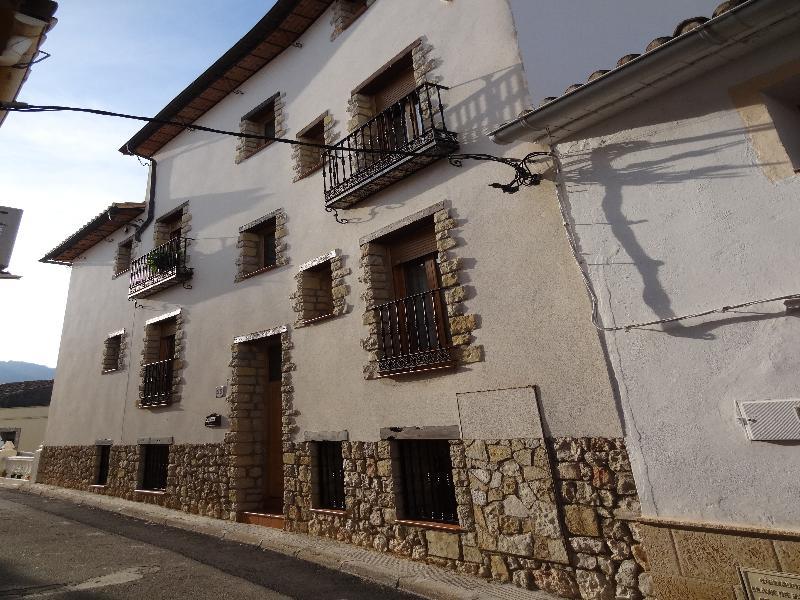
[253,218,277,271]
[267,336,282,382]
[397,439,458,524]
[115,238,133,275]
[96,445,110,486]
[296,117,326,178]
[314,441,345,510]
[0,430,18,447]
[141,444,169,491]
[299,261,334,322]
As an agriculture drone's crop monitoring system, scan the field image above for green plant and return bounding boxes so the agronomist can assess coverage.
[146,247,173,273]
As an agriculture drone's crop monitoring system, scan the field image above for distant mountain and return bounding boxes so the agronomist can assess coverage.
[0,361,55,384]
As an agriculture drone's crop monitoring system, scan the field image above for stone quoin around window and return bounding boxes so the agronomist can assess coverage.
[101,329,126,374]
[236,92,286,164]
[292,111,337,182]
[330,0,376,41]
[235,209,288,282]
[291,250,350,327]
[114,237,134,277]
[360,202,482,379]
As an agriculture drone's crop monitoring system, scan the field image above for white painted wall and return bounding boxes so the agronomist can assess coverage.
[45,0,623,448]
[557,33,800,528]
[508,0,718,106]
[0,406,49,452]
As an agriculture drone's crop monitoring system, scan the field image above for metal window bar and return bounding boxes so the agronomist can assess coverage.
[141,444,169,491]
[96,445,110,485]
[375,288,451,373]
[323,81,450,197]
[129,237,189,296]
[316,442,345,510]
[398,440,458,524]
[139,358,173,407]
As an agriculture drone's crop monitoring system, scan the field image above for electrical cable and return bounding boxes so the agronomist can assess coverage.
[550,147,800,332]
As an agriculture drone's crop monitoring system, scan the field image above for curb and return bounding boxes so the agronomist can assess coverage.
[0,480,559,600]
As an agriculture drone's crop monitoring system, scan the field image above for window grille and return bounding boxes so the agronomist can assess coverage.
[397,439,458,524]
[96,445,110,485]
[141,444,169,491]
[315,442,345,510]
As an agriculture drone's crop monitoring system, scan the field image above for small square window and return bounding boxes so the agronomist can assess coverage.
[238,94,280,162]
[295,116,326,180]
[312,442,345,510]
[396,439,458,525]
[140,444,169,491]
[298,260,334,323]
[96,445,111,486]
[102,333,124,374]
[237,213,284,281]
[114,238,133,276]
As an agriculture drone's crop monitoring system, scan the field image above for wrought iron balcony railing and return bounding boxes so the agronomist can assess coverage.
[374,288,453,375]
[140,358,173,408]
[128,237,192,300]
[323,82,459,209]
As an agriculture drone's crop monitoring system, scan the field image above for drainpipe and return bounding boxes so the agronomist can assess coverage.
[127,150,157,242]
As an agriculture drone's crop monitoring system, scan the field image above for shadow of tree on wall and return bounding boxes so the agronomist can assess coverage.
[560,124,782,339]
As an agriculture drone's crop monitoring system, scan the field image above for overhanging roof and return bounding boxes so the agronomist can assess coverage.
[490,0,800,145]
[120,0,333,158]
[40,202,145,265]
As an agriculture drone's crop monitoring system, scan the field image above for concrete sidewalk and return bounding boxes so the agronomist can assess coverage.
[0,480,560,600]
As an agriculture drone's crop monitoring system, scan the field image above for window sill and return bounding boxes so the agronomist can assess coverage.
[301,313,335,326]
[236,264,278,283]
[309,508,346,517]
[238,140,275,163]
[101,369,121,375]
[393,519,465,533]
[112,268,130,280]
[134,489,167,496]
[88,484,106,489]
[294,163,323,182]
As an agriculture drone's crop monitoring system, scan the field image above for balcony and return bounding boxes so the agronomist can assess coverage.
[128,237,192,300]
[374,288,453,376]
[323,82,459,209]
[139,359,173,408]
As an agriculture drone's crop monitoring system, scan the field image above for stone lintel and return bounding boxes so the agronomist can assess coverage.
[145,309,181,327]
[136,437,174,445]
[233,325,288,344]
[359,201,447,246]
[380,425,460,440]
[303,430,349,442]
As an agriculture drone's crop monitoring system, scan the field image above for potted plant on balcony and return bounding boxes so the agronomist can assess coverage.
[146,246,173,274]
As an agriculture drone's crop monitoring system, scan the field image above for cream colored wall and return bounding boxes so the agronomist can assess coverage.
[0,406,49,452]
[45,0,622,448]
[557,34,800,528]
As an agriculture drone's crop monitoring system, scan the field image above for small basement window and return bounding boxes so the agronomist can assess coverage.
[114,237,133,276]
[312,442,346,510]
[396,439,458,524]
[297,260,334,323]
[101,331,124,374]
[140,444,169,491]
[95,444,111,486]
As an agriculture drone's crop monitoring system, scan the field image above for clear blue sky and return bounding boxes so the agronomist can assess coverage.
[0,1,275,367]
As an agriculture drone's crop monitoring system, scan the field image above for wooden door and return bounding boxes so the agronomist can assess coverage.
[262,338,284,514]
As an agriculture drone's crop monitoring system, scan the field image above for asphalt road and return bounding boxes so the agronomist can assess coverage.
[0,489,419,600]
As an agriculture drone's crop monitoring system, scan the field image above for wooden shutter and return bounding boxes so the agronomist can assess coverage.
[374,67,417,113]
[388,225,437,265]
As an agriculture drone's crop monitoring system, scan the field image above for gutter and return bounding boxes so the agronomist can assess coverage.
[490,0,800,144]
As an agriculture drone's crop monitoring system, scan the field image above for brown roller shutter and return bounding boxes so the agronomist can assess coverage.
[388,222,437,265]
[374,67,417,112]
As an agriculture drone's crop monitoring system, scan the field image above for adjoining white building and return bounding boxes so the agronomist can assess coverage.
[494,0,800,598]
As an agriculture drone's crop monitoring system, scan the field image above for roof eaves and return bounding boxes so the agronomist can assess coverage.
[490,0,800,145]
[40,202,145,266]
[120,0,332,158]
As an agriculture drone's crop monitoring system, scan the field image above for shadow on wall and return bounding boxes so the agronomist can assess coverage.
[561,124,782,340]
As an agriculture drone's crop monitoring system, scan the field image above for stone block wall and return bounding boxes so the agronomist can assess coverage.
[642,520,800,600]
[38,445,96,489]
